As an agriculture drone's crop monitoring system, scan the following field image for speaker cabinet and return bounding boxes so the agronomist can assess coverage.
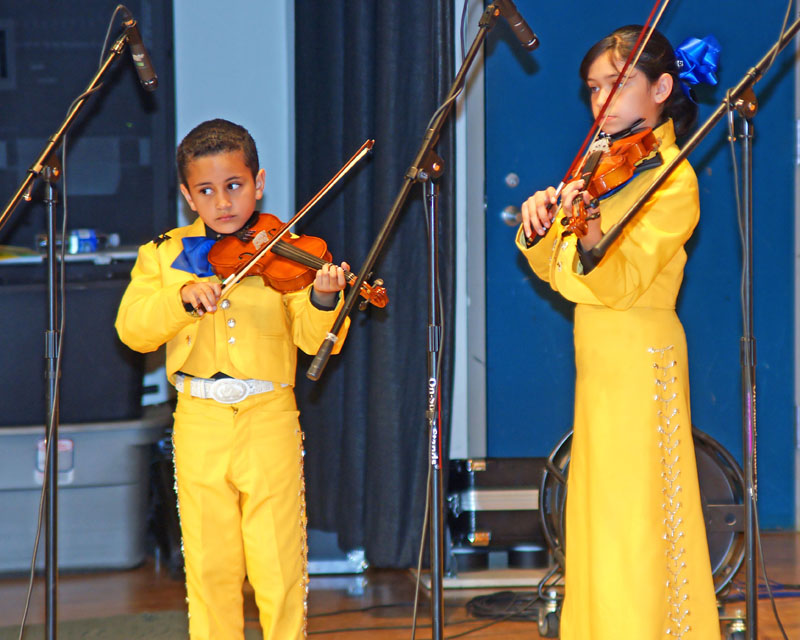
[0,0,175,249]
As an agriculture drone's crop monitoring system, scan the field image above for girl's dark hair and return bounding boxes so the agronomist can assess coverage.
[176,118,259,186]
[579,25,698,138]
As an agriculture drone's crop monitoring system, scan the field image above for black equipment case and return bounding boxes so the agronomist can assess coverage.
[448,457,548,567]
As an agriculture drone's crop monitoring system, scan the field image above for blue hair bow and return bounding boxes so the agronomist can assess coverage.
[675,35,721,101]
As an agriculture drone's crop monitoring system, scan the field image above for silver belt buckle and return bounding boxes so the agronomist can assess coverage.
[210,378,249,404]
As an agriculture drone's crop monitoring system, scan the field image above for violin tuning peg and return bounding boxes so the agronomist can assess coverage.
[358,300,368,311]
[374,278,384,286]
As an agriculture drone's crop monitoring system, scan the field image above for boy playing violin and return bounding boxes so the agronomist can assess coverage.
[116,118,350,640]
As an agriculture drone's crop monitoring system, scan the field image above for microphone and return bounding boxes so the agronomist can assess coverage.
[122,16,158,91]
[495,0,540,51]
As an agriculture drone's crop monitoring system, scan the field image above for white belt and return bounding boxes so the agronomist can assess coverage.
[175,373,287,404]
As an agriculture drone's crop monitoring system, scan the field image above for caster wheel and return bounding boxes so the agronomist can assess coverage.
[537,610,559,638]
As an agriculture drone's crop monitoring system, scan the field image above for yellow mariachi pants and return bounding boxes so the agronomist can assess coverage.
[172,384,307,640]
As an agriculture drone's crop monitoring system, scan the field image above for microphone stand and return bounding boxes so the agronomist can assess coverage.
[0,26,138,640]
[580,21,800,640]
[423,166,445,639]
[42,156,61,640]
[306,4,531,638]
[736,91,758,640]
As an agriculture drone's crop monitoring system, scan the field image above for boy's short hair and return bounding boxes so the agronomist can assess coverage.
[176,119,259,187]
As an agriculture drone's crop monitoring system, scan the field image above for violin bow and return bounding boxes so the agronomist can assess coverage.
[218,139,374,297]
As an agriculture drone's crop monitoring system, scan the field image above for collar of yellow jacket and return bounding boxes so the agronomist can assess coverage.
[652,118,676,151]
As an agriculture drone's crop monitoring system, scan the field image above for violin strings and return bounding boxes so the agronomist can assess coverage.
[270,240,327,268]
[270,240,357,283]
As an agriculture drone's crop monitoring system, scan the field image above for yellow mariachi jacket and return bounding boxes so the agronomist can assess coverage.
[115,216,350,385]
[515,119,698,311]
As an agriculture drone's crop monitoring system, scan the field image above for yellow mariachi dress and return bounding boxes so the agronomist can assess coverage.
[116,216,349,640]
[516,120,719,639]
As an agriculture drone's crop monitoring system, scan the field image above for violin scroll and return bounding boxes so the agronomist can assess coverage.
[357,278,387,310]
[561,201,600,238]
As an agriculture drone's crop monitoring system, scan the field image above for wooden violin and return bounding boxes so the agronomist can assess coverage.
[208,213,388,309]
[561,126,660,237]
[206,139,379,308]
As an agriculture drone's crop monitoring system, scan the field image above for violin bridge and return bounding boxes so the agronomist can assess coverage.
[251,230,270,251]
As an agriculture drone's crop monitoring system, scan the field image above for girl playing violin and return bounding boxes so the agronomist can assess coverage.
[116,118,350,640]
[518,26,720,639]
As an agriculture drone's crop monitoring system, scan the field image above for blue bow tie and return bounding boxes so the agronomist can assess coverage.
[171,236,216,277]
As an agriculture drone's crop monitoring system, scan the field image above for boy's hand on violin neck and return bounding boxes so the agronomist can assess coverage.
[521,186,558,238]
[181,281,222,315]
[311,261,349,307]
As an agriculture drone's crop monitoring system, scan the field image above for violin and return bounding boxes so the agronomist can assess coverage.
[208,213,388,309]
[561,126,660,238]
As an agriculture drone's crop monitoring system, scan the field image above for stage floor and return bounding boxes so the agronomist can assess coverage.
[0,531,797,638]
